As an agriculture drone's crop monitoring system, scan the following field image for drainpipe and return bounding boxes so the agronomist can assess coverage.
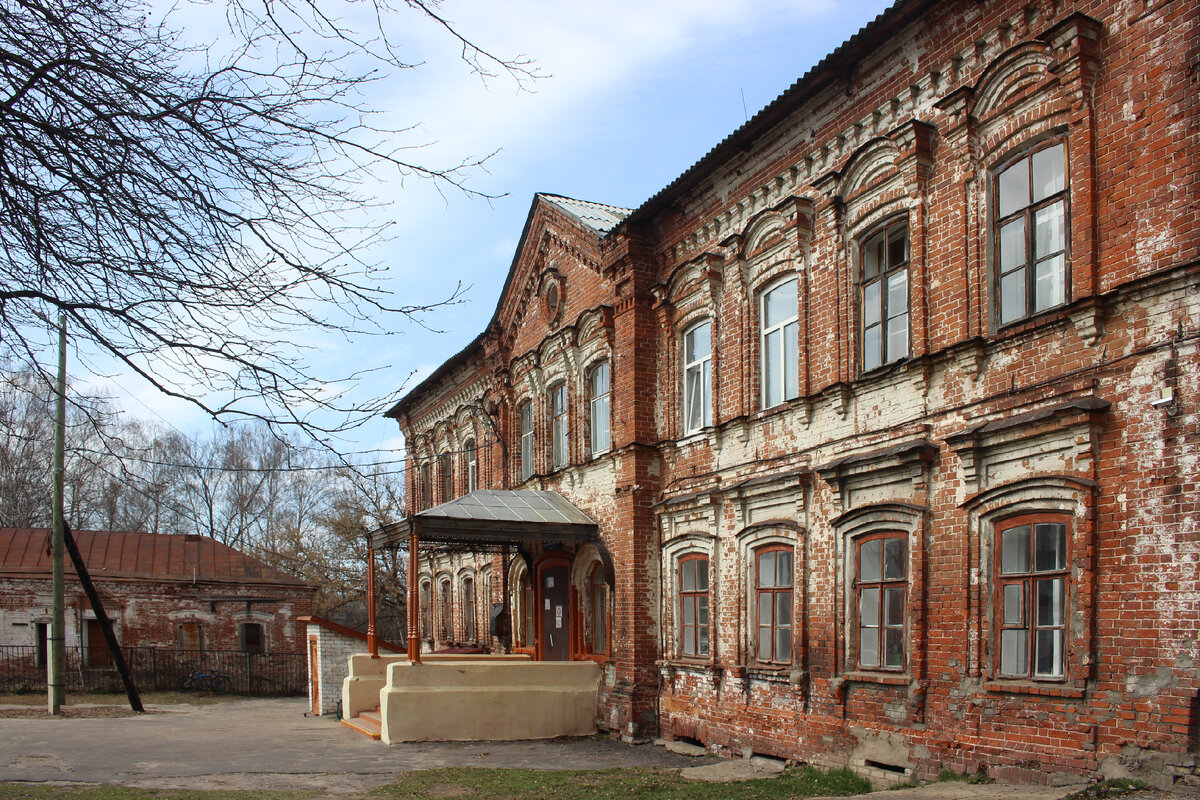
[366,544,378,658]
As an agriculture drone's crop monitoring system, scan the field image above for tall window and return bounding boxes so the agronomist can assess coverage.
[419,462,432,510]
[520,577,533,648]
[855,534,906,670]
[438,452,452,501]
[683,320,713,434]
[461,577,475,641]
[440,580,452,642]
[420,581,432,638]
[761,277,799,407]
[588,361,611,455]
[678,555,709,657]
[519,400,534,481]
[996,516,1068,679]
[465,439,477,493]
[589,564,608,655]
[860,219,909,372]
[995,140,1068,325]
[240,622,264,654]
[756,547,792,663]
[550,383,568,469]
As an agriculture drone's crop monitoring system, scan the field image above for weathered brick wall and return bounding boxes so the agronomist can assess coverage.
[391,0,1198,784]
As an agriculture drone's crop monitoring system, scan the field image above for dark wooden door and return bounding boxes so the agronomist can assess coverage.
[85,619,111,666]
[540,564,570,661]
[308,637,320,715]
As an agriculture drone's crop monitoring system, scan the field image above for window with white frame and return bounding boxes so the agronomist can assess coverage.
[465,439,477,492]
[995,515,1069,679]
[519,400,534,481]
[683,320,713,434]
[550,382,568,469]
[854,533,907,670]
[678,554,710,658]
[588,361,611,455]
[761,277,799,408]
[860,219,909,372]
[995,139,1068,325]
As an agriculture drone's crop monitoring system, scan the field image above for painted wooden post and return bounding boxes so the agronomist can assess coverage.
[407,523,422,664]
[366,545,378,658]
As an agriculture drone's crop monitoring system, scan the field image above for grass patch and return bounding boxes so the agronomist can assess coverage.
[0,788,314,800]
[1064,778,1148,800]
[371,765,872,800]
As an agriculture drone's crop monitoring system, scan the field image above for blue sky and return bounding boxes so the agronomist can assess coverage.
[102,0,894,456]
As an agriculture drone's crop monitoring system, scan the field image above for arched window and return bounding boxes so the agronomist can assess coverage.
[854,533,907,670]
[761,277,799,407]
[678,554,710,657]
[683,320,712,434]
[994,139,1068,325]
[588,564,608,655]
[755,546,792,663]
[588,361,611,455]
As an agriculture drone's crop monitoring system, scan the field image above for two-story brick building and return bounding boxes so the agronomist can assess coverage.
[376,0,1198,785]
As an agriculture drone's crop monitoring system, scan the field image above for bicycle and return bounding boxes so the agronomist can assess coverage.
[178,665,228,693]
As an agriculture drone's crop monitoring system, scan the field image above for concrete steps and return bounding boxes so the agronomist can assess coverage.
[341,707,382,740]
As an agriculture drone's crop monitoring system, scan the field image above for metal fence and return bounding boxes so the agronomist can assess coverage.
[0,644,306,696]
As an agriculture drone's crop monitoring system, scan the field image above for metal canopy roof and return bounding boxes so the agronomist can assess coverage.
[369,490,599,550]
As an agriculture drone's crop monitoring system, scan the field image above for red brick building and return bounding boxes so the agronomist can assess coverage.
[381,0,1198,785]
[0,528,315,661]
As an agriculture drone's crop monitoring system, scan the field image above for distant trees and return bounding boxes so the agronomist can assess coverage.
[0,369,405,627]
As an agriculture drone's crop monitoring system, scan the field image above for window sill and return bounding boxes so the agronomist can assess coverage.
[843,670,909,686]
[983,680,1084,698]
[993,303,1071,339]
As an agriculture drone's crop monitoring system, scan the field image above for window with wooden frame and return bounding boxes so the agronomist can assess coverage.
[995,515,1069,680]
[683,320,713,434]
[519,400,534,481]
[438,452,452,502]
[854,533,907,671]
[419,461,432,510]
[994,139,1068,325]
[678,554,709,658]
[761,276,799,408]
[588,564,608,656]
[464,439,477,493]
[239,622,264,654]
[755,546,792,663]
[550,382,568,469]
[178,622,204,651]
[588,361,611,455]
[439,580,452,642]
[521,578,534,648]
[859,218,909,372]
[461,576,475,641]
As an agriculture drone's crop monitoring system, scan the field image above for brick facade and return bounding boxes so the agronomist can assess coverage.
[386,0,1199,785]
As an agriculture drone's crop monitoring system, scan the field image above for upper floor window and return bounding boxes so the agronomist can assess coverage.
[755,546,792,663]
[761,277,799,408]
[464,439,477,493]
[860,219,909,372]
[996,516,1068,679]
[419,462,432,510]
[589,564,608,656]
[550,383,568,469]
[678,554,709,657]
[461,576,475,641]
[995,140,1068,325]
[519,400,534,481]
[683,320,712,434]
[438,452,452,502]
[588,361,611,455]
[855,533,907,671]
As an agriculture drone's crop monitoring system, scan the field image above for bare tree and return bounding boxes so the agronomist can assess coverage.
[0,0,535,437]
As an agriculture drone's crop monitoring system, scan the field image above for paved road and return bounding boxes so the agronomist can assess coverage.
[0,698,1193,798]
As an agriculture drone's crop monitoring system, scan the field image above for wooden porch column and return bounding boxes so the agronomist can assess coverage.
[407,523,422,664]
[366,545,379,658]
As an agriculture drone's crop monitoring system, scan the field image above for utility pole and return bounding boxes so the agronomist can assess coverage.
[48,315,66,714]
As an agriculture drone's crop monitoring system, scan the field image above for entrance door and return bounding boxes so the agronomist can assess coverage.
[540,564,570,661]
[308,636,320,715]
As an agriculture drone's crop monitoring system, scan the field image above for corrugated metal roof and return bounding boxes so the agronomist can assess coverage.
[537,193,631,234]
[0,528,310,587]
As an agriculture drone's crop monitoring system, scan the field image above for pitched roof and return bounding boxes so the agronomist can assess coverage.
[0,528,310,588]
[537,193,630,233]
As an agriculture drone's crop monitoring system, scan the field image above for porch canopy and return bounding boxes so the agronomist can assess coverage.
[367,490,599,662]
[369,489,599,551]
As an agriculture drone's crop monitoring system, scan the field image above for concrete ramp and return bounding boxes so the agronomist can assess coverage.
[379,659,600,743]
